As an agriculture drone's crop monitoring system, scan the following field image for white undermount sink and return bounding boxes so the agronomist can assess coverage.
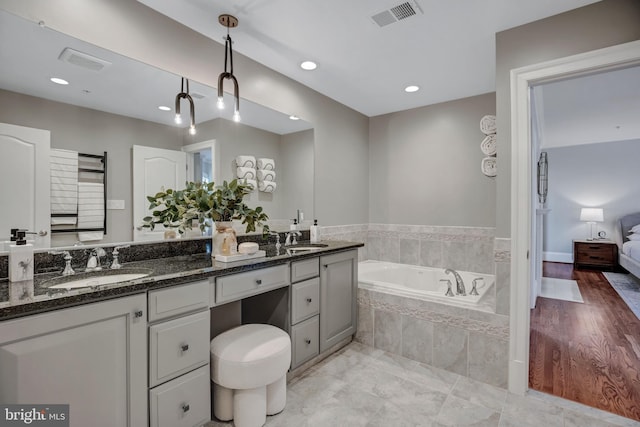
[286,244,328,254]
[44,269,152,290]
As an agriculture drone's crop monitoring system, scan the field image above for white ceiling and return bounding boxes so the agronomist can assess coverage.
[138,0,600,117]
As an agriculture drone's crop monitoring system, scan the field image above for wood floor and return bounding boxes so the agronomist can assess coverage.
[529,262,640,421]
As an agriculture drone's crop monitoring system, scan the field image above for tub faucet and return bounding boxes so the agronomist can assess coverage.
[444,268,466,296]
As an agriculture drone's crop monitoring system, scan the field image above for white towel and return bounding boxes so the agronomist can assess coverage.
[240,179,257,190]
[257,169,276,182]
[50,149,78,216]
[235,155,256,168]
[258,181,276,193]
[77,182,104,241]
[236,167,256,180]
[257,158,275,171]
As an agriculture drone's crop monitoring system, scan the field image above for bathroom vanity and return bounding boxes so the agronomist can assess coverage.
[0,241,361,427]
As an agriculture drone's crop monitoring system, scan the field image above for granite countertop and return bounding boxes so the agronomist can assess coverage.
[0,240,363,321]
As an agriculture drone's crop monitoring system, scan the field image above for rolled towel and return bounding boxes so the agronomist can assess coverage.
[258,181,276,193]
[236,166,256,180]
[257,169,276,182]
[240,179,257,190]
[235,155,256,168]
[257,158,275,171]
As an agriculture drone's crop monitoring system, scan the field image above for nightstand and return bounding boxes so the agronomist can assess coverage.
[573,240,618,270]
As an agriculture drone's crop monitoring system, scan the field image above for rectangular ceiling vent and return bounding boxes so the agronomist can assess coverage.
[190,92,206,100]
[58,48,111,72]
[371,1,423,27]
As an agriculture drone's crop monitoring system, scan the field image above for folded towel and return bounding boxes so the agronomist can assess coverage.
[257,158,275,171]
[258,181,276,193]
[236,166,256,180]
[257,169,276,182]
[51,217,77,225]
[50,149,78,215]
[239,179,257,190]
[77,182,104,241]
[235,155,256,168]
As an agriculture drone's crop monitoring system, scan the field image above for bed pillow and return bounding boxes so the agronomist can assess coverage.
[628,233,640,241]
[631,224,640,234]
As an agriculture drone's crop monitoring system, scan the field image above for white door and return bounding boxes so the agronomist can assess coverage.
[0,123,51,248]
[0,294,148,427]
[132,145,186,241]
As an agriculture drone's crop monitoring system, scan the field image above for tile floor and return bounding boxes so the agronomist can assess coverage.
[206,341,640,427]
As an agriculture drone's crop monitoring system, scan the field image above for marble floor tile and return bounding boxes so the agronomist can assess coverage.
[450,376,507,412]
[435,395,501,426]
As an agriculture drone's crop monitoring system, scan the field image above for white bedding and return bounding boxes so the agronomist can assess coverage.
[622,241,640,262]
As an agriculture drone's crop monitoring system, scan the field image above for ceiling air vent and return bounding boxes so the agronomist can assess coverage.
[371,1,423,27]
[58,48,111,71]
[190,92,206,100]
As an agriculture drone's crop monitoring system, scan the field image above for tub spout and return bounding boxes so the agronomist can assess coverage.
[444,268,466,296]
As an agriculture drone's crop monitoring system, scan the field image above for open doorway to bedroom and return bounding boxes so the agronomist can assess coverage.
[527,63,640,420]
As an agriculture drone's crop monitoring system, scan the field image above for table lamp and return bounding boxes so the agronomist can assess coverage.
[580,208,603,241]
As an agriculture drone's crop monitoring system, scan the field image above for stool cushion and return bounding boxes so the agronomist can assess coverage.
[211,324,291,390]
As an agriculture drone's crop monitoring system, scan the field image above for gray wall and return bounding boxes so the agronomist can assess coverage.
[0,0,370,228]
[495,0,640,238]
[543,139,640,255]
[369,93,496,226]
[0,88,183,245]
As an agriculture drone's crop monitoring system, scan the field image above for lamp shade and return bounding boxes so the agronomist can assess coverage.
[580,208,603,222]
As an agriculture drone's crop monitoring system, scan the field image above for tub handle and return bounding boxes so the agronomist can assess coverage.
[470,278,483,296]
[440,279,455,297]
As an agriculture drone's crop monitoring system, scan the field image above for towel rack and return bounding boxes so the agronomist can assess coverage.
[51,151,108,234]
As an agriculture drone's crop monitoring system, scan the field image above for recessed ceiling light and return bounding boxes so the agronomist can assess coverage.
[50,77,69,85]
[289,115,300,121]
[404,85,419,93]
[300,61,317,71]
[158,106,171,111]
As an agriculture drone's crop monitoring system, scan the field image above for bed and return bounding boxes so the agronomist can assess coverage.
[619,212,640,279]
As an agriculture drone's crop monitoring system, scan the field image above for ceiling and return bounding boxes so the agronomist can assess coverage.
[138,0,601,117]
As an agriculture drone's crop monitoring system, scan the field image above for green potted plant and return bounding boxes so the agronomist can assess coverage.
[142,180,269,253]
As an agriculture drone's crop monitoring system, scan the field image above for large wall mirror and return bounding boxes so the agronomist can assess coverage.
[0,9,314,250]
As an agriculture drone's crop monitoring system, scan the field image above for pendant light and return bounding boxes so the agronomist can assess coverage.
[174,77,196,135]
[217,14,240,122]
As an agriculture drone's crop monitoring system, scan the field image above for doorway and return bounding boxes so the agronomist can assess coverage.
[508,40,640,400]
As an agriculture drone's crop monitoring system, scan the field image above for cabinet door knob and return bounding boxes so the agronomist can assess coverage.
[256,279,262,285]
[181,344,189,352]
[182,403,190,413]
[305,338,311,345]
[134,310,143,318]
[306,297,312,303]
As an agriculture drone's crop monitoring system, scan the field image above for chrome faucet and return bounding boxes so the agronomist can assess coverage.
[111,245,130,269]
[86,247,106,272]
[470,277,483,296]
[440,279,455,297]
[48,250,75,276]
[444,268,466,296]
[285,231,301,246]
[269,231,282,251]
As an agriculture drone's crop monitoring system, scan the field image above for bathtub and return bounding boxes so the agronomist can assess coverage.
[358,260,494,308]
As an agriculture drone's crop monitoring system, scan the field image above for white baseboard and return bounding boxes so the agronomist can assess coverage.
[543,251,573,263]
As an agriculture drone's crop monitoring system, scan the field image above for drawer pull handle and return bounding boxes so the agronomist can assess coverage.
[306,297,312,303]
[589,256,602,260]
[588,246,601,249]
[305,338,311,345]
[182,403,190,413]
[134,310,143,318]
[256,279,263,285]
[181,344,189,352]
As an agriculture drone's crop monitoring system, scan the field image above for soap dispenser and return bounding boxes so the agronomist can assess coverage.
[9,229,34,283]
[290,219,298,231]
[310,219,320,243]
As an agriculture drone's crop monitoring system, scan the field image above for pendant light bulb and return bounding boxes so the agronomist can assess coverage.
[174,113,182,124]
[189,125,196,135]
[217,96,225,110]
[233,109,241,123]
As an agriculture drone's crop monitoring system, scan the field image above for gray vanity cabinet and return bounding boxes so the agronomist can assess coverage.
[319,250,358,352]
[0,294,148,427]
[290,258,320,368]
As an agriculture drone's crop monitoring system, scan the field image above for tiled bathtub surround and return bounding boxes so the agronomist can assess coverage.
[366,224,496,275]
[319,224,368,261]
[494,237,511,316]
[357,287,510,388]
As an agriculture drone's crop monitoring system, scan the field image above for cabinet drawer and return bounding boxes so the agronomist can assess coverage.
[291,315,319,368]
[575,243,616,265]
[149,310,210,387]
[149,364,211,427]
[148,280,210,322]
[291,258,319,283]
[291,277,320,324]
[213,264,289,305]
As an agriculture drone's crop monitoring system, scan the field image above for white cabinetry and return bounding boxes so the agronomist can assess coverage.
[319,250,358,352]
[147,281,211,427]
[0,294,147,427]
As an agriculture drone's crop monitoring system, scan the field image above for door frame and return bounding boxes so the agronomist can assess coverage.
[508,39,640,394]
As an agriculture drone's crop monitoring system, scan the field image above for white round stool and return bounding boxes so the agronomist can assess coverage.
[210,324,291,427]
